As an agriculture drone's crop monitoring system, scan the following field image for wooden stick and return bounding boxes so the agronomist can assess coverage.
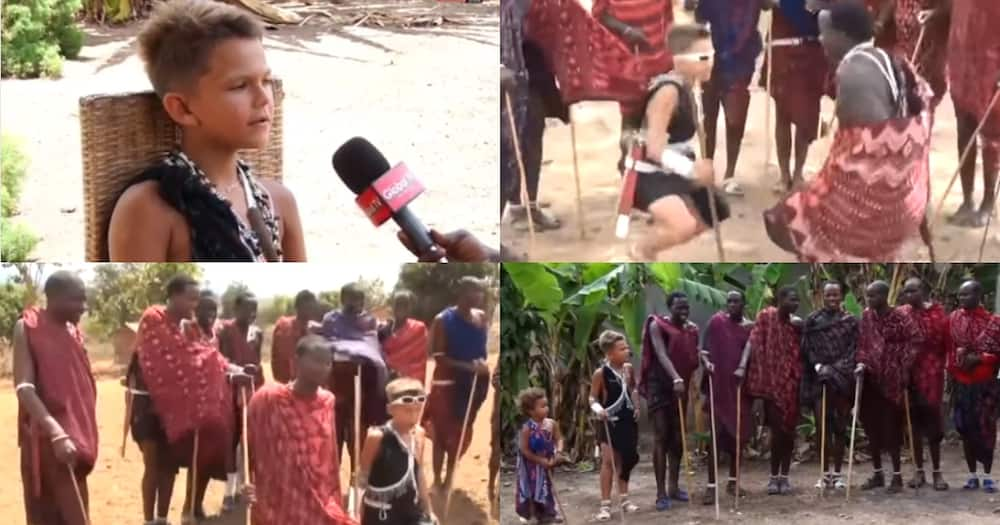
[503,89,536,254]
[764,14,774,178]
[67,465,90,525]
[445,371,481,522]
[904,391,919,494]
[930,88,1000,230]
[568,104,587,240]
[677,391,694,506]
[602,418,627,525]
[708,375,720,520]
[819,385,827,497]
[909,24,927,65]
[846,375,862,502]
[694,86,726,262]
[352,364,363,520]
[548,468,571,525]
[978,170,1000,262]
[241,386,252,525]
[189,429,200,520]
[735,386,741,509]
[120,379,133,458]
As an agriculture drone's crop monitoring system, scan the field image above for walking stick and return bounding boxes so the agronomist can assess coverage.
[846,375,862,502]
[67,465,90,525]
[352,364,363,520]
[977,171,1000,262]
[120,378,134,458]
[602,418,627,525]
[909,24,927,65]
[735,386,741,509]
[764,14,774,176]
[677,390,694,506]
[189,429,200,519]
[930,86,1000,230]
[241,385,252,525]
[693,85,726,262]
[568,104,587,240]
[503,89,536,253]
[445,371,481,522]
[708,375,720,520]
[819,385,827,497]
[904,391,919,494]
[548,468,571,525]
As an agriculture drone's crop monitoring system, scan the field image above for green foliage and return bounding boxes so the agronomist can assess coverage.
[1,0,84,79]
[1,219,40,262]
[85,263,202,339]
[1,136,39,262]
[395,263,498,323]
[0,281,29,342]
[259,294,294,326]
[221,281,252,319]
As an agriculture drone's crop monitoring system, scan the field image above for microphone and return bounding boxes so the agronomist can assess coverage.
[332,137,439,260]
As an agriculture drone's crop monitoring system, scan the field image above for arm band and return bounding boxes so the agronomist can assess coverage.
[673,378,684,384]
[15,382,35,393]
[815,364,823,373]
[661,149,694,178]
[590,401,604,414]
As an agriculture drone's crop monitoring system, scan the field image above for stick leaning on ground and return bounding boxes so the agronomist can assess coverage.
[503,89,537,254]
[241,385,252,525]
[846,375,862,502]
[708,375,720,520]
[819,384,827,497]
[68,464,91,525]
[904,390,919,494]
[693,86,726,262]
[735,386,742,509]
[444,371,481,522]
[351,365,363,520]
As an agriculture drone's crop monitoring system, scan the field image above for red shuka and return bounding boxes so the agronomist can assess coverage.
[893,0,949,109]
[248,383,355,525]
[899,303,951,407]
[857,307,921,406]
[18,307,99,472]
[948,0,1000,137]
[948,307,1000,385]
[272,316,308,383]
[638,314,699,398]
[222,319,265,388]
[382,318,430,383]
[746,307,802,433]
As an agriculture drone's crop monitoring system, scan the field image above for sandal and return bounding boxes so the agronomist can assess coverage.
[861,470,885,491]
[962,477,980,490]
[669,489,689,502]
[595,502,612,522]
[983,479,997,493]
[767,477,781,495]
[932,471,949,491]
[908,470,926,489]
[620,500,639,513]
[886,473,904,494]
[655,495,671,511]
[722,179,745,197]
[833,475,846,490]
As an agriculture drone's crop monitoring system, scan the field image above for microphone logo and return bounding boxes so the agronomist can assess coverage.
[353,162,425,226]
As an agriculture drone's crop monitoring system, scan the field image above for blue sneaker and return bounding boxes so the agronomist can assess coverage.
[962,477,980,490]
[670,489,689,502]
[655,496,671,511]
[983,479,997,493]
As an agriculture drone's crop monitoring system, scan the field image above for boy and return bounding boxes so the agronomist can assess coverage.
[108,0,305,262]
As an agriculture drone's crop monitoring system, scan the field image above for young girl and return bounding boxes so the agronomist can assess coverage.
[516,388,565,524]
[590,330,641,521]
[625,23,731,259]
[359,378,437,525]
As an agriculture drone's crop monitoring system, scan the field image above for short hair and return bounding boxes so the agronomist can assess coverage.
[166,274,198,297]
[137,0,264,98]
[826,0,874,43]
[667,291,688,307]
[903,277,929,293]
[822,281,844,293]
[295,334,329,357]
[294,290,316,309]
[234,291,256,307]
[518,387,548,416]
[44,271,83,298]
[667,23,711,54]
[727,290,746,301]
[393,289,416,304]
[341,282,365,299]
[199,290,218,302]
[386,377,426,400]
[777,285,798,301]
[597,330,626,352]
[868,280,890,295]
[458,276,486,292]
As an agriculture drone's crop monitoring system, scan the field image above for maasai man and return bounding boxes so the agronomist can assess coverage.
[378,290,430,383]
[271,290,320,384]
[890,1,949,113]
[695,0,764,194]
[321,282,387,471]
[358,378,438,525]
[638,291,699,510]
[132,275,250,524]
[698,290,753,504]
[855,280,921,493]
[590,330,641,521]
[15,271,96,525]
[245,334,355,525]
[761,0,829,191]
[898,277,951,490]
[626,23,731,259]
[765,1,933,261]
[800,281,858,490]
[746,286,802,495]
[946,0,1000,227]
[807,0,895,48]
[948,280,1000,492]
[422,276,491,490]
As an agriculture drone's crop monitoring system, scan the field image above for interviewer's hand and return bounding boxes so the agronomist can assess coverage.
[398,229,499,262]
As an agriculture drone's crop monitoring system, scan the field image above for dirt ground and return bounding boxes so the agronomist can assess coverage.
[0,0,498,261]
[502,7,1000,262]
[0,344,498,525]
[499,433,1000,524]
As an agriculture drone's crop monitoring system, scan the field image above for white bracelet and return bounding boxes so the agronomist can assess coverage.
[590,401,604,414]
[15,382,35,393]
[673,378,684,384]
[660,149,695,178]
[815,364,823,373]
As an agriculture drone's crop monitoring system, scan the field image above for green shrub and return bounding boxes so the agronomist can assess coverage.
[1,219,39,262]
[1,135,29,218]
[1,0,84,78]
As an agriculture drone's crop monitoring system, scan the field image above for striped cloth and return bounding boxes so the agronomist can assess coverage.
[381,318,429,383]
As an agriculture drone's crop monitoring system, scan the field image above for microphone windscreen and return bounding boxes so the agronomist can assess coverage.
[332,137,392,195]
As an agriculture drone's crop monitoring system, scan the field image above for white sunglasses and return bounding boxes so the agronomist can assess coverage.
[674,51,715,62]
[390,394,427,405]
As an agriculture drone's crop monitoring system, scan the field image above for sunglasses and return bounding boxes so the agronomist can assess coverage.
[674,51,715,62]
[390,395,427,405]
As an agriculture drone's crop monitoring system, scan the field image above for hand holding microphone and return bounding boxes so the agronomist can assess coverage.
[398,229,500,262]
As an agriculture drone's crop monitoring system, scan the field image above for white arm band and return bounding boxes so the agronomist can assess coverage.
[15,382,35,393]
[815,364,823,373]
[227,363,244,375]
[660,149,695,178]
[590,401,604,414]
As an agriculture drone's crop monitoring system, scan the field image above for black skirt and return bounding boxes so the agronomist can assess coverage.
[634,171,731,226]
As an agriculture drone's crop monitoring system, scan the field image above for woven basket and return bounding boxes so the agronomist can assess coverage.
[80,79,285,261]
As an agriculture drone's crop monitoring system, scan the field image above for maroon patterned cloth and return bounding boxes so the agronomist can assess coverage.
[746,307,802,433]
[898,303,951,408]
[525,0,673,119]
[857,307,921,407]
[893,0,948,109]
[800,308,858,406]
[763,59,932,261]
[948,0,1000,141]
[701,312,753,443]
[948,307,1000,384]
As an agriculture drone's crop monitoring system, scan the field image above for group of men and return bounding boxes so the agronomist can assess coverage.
[14,270,494,525]
[501,0,1000,261]
[636,277,1000,513]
